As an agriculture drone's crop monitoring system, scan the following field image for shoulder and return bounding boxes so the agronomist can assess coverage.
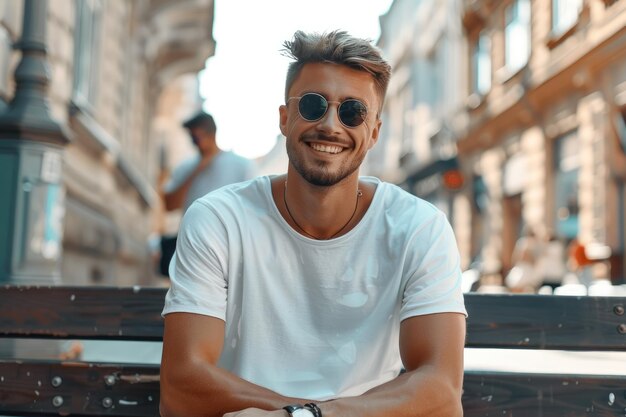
[193,175,269,216]
[369,178,444,227]
[174,154,201,172]
[218,151,253,166]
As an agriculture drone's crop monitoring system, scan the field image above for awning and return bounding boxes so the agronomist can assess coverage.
[406,157,459,185]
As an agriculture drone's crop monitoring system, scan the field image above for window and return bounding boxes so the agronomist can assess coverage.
[73,0,102,109]
[554,131,580,239]
[504,0,531,73]
[552,0,583,35]
[472,31,492,95]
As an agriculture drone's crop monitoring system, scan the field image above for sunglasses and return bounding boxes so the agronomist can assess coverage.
[287,93,369,128]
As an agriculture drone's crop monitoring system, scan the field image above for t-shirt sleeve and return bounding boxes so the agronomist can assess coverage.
[400,211,467,321]
[162,201,228,320]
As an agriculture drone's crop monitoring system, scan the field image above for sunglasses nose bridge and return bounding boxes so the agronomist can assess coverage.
[317,100,344,129]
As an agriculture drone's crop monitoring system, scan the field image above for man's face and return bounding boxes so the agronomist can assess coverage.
[189,127,214,153]
[279,62,382,187]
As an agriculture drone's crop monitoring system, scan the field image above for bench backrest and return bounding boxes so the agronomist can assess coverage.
[0,286,624,416]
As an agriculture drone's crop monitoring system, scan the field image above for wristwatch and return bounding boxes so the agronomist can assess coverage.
[283,404,314,417]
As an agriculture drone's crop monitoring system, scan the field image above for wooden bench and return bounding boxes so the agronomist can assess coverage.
[0,285,624,416]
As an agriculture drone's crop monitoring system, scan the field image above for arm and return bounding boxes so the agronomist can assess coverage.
[222,313,466,417]
[163,154,215,211]
[160,312,309,417]
[319,312,466,417]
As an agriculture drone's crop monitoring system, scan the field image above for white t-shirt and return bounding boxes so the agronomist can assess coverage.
[163,175,466,400]
[163,151,256,212]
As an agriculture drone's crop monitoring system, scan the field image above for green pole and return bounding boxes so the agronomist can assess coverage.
[0,0,69,284]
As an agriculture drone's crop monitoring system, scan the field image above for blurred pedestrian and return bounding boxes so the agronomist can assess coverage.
[534,232,567,290]
[158,111,256,276]
[567,238,594,287]
[505,227,541,293]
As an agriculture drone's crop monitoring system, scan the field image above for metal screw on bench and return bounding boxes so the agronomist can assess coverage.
[618,324,626,334]
[52,396,64,407]
[51,376,62,387]
[614,305,624,316]
[102,397,113,408]
[105,375,116,386]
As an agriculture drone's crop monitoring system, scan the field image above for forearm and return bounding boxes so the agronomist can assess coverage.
[160,360,307,417]
[319,366,463,417]
[164,176,195,211]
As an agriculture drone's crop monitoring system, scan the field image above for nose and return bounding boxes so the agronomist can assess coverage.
[315,102,342,134]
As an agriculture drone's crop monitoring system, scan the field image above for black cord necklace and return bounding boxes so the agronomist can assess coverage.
[283,180,362,240]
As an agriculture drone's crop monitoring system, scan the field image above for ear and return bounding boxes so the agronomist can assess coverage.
[367,118,382,150]
[279,104,289,136]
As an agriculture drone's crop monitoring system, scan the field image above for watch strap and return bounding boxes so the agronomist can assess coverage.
[283,404,304,416]
[304,403,322,417]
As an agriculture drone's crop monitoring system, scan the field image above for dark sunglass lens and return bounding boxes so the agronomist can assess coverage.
[299,94,327,121]
[339,100,367,127]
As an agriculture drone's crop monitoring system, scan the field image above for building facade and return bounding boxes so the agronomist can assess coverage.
[0,0,215,286]
[457,0,626,282]
[374,0,626,285]
[370,0,467,221]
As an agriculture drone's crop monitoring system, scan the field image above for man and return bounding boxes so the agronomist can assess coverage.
[160,31,466,417]
[159,111,255,276]
[163,111,255,212]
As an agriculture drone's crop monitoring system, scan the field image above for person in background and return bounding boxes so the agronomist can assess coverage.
[505,227,541,293]
[534,232,567,291]
[160,30,466,417]
[159,111,256,276]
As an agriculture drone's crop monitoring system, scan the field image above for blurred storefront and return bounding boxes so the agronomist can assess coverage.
[369,0,468,235]
[374,0,626,284]
[456,0,626,283]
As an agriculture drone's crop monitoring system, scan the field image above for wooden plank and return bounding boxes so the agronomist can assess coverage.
[465,294,626,350]
[2,361,625,417]
[1,287,625,350]
[463,371,626,416]
[0,360,159,417]
[0,286,166,341]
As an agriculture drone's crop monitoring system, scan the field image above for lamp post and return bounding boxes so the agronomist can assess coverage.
[0,0,69,284]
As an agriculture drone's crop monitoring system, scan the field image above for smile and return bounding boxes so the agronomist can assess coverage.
[309,143,344,154]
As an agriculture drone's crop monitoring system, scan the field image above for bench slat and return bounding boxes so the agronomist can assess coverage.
[0,360,159,417]
[465,294,626,350]
[463,371,626,416]
[0,286,165,341]
[0,287,625,350]
[1,360,624,417]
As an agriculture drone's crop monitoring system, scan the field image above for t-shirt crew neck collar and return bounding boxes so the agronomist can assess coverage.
[263,175,384,245]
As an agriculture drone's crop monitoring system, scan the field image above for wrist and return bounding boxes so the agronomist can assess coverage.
[283,404,315,417]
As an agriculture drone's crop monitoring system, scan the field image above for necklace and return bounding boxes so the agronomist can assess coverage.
[283,180,362,240]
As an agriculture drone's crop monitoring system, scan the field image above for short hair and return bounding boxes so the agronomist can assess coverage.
[182,111,216,134]
[282,30,392,111]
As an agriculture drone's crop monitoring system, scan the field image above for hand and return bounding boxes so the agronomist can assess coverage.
[197,152,216,170]
[223,408,287,417]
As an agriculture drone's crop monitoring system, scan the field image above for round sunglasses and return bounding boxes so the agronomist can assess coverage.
[287,92,369,128]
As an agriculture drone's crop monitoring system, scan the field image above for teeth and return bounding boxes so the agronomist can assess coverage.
[310,143,343,154]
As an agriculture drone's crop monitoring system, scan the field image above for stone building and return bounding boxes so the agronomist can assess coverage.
[369,0,467,220]
[0,0,215,286]
[456,0,626,282]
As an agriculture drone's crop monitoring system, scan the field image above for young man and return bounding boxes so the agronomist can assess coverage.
[160,31,467,417]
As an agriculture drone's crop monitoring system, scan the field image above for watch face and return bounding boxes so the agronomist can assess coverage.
[292,409,314,417]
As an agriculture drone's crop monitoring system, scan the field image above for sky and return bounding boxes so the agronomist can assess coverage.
[199,0,394,159]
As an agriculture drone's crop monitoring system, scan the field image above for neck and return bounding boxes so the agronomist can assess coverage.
[281,174,363,240]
